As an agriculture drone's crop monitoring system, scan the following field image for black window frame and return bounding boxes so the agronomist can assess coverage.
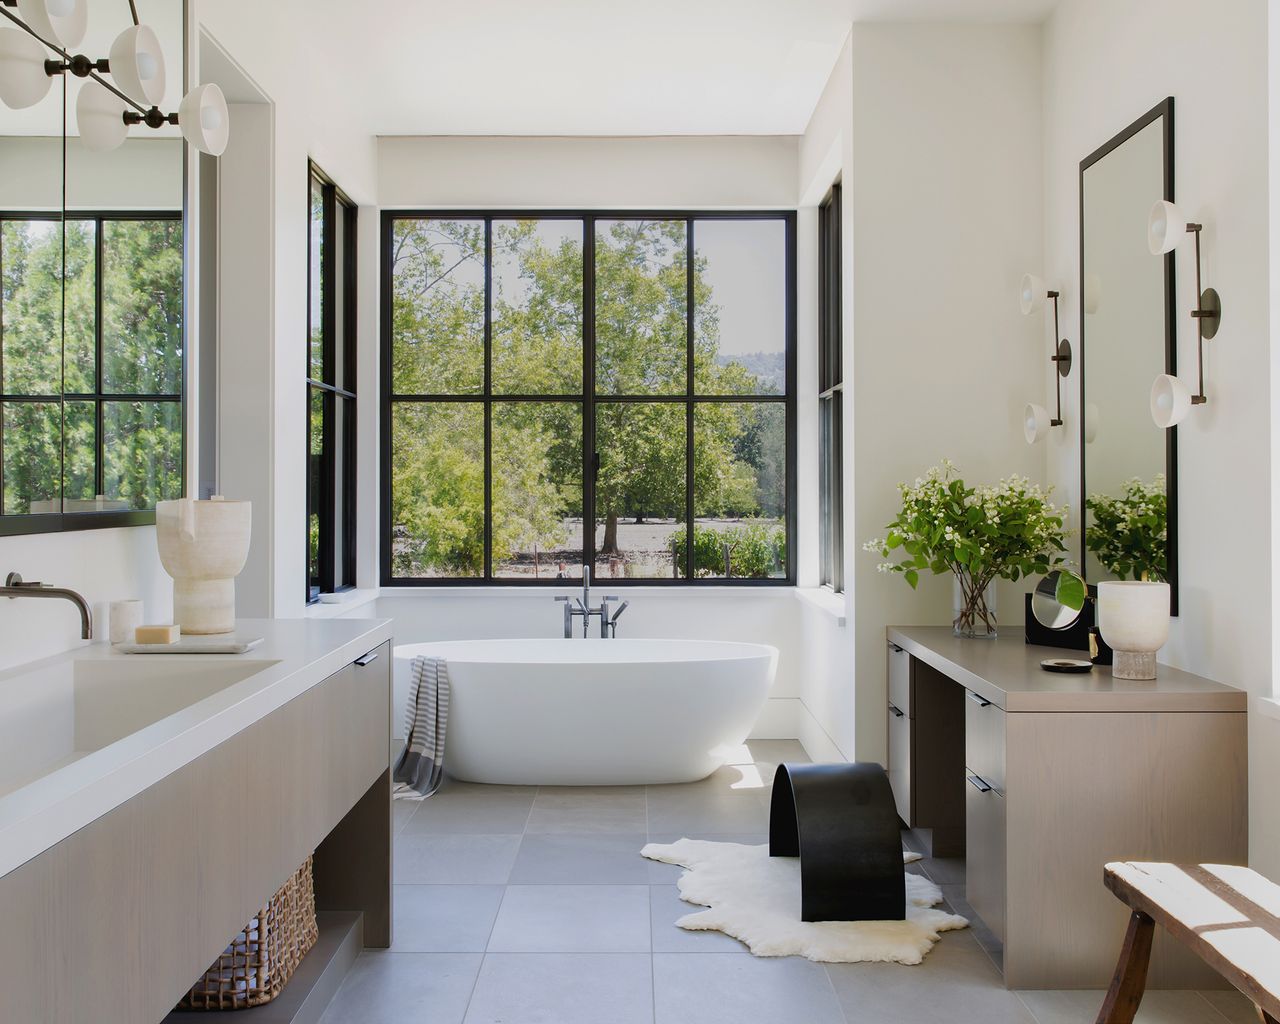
[380,208,798,587]
[306,162,358,602]
[818,185,844,593]
[0,208,185,537]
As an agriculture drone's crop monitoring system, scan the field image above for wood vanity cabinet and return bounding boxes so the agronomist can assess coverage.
[0,640,392,1024]
[887,626,1248,990]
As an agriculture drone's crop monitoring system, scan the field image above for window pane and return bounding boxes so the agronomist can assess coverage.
[63,400,97,509]
[693,220,786,396]
[2,219,64,396]
[492,219,583,395]
[391,219,484,395]
[101,401,182,509]
[102,219,183,395]
[492,402,582,579]
[595,220,687,395]
[332,394,354,588]
[63,219,96,395]
[391,402,484,577]
[594,402,686,579]
[692,402,786,579]
[333,202,350,391]
[308,386,324,591]
[309,179,325,382]
[2,401,60,514]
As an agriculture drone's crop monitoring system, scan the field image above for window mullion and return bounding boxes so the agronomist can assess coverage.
[684,218,695,581]
[483,218,493,581]
[584,217,596,577]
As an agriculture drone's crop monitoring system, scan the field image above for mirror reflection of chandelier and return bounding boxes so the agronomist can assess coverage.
[0,0,228,155]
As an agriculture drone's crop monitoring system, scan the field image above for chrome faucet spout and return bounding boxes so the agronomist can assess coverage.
[1,572,93,640]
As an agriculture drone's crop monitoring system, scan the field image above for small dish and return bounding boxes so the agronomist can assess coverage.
[1040,658,1094,674]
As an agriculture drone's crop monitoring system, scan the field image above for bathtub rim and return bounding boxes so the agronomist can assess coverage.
[393,637,779,666]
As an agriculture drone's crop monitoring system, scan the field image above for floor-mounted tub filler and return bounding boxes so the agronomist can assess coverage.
[393,638,778,786]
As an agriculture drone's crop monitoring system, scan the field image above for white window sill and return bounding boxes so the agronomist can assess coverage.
[303,588,380,618]
[794,587,847,626]
[1254,696,1280,722]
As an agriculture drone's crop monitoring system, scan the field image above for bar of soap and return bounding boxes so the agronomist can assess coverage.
[135,624,180,645]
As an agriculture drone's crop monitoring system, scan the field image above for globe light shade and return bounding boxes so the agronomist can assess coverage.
[109,24,166,106]
[1083,272,1102,315]
[1023,402,1050,445]
[1149,373,1192,428]
[1019,273,1046,316]
[178,83,229,156]
[16,0,87,50]
[1147,199,1186,255]
[75,79,129,152]
[1084,401,1099,444]
[0,28,53,109]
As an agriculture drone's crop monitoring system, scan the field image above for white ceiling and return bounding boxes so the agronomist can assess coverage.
[307,0,1057,137]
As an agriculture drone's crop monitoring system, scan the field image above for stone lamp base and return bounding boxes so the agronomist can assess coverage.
[174,578,237,635]
[1112,650,1157,680]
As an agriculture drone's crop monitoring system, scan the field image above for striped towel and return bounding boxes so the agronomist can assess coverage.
[393,655,450,799]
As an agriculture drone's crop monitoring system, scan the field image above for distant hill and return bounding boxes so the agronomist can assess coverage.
[717,351,785,394]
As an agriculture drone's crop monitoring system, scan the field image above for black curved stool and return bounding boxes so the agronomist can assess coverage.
[769,762,905,923]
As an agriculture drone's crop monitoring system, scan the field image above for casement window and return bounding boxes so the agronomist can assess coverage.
[383,211,796,584]
[818,184,844,592]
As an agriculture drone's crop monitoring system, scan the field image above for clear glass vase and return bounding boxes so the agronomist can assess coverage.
[953,573,997,639]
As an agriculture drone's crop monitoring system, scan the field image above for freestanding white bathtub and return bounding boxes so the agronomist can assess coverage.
[393,639,777,785]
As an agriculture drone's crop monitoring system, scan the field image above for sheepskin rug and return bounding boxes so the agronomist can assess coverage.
[641,838,968,964]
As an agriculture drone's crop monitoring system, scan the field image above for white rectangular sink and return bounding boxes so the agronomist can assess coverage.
[0,658,279,798]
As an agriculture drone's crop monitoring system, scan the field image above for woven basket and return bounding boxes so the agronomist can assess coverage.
[177,856,319,1011]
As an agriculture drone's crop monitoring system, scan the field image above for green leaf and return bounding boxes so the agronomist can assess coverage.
[1055,570,1087,611]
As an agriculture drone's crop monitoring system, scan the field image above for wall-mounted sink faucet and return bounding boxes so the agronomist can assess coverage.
[1,572,93,640]
[555,565,630,638]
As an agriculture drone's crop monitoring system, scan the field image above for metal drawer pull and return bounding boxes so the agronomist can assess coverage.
[888,704,905,718]
[354,650,380,667]
[967,773,993,793]
[965,690,992,708]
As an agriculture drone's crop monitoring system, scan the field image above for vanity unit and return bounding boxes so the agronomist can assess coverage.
[887,625,1247,990]
[0,618,394,1024]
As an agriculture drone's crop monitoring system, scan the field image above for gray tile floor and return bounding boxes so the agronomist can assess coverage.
[320,740,1253,1024]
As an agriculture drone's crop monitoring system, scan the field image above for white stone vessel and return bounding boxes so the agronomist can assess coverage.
[155,498,252,635]
[1096,580,1171,680]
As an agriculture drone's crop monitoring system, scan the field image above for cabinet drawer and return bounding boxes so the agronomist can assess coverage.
[888,643,912,718]
[887,704,911,823]
[964,689,1005,794]
[965,777,1006,942]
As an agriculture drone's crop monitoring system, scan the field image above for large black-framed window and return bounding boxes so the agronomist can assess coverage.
[382,210,796,585]
[307,163,357,602]
[0,210,184,536]
[818,185,844,592]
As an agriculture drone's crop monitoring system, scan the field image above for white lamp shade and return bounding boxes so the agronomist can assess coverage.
[1096,580,1170,654]
[1150,373,1192,428]
[16,0,86,49]
[1023,402,1049,445]
[109,25,166,106]
[178,83,229,156]
[75,79,128,152]
[0,28,53,109]
[1147,200,1186,255]
[1083,272,1102,315]
[1084,401,1099,444]
[1019,273,1046,316]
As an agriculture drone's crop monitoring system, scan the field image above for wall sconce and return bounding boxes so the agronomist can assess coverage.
[1147,200,1222,428]
[1019,273,1072,444]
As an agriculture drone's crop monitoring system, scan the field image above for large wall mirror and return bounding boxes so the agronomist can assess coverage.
[1079,97,1177,612]
[0,3,185,536]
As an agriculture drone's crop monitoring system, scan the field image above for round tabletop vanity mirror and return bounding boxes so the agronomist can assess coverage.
[1030,570,1084,631]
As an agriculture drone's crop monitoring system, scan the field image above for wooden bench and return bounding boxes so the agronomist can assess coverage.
[1098,862,1280,1024]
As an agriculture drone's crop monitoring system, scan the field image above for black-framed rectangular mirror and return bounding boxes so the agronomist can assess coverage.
[0,2,186,537]
[1078,97,1178,613]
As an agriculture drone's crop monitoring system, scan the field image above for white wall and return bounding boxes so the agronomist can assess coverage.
[797,23,1045,766]
[1042,0,1275,870]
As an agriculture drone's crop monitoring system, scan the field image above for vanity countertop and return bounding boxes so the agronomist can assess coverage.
[887,625,1246,713]
[0,617,392,880]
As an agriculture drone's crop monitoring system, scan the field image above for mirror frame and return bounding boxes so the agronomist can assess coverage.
[1077,96,1178,615]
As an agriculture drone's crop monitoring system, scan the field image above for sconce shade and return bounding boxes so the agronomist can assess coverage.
[16,0,86,49]
[76,79,129,152]
[1083,273,1102,315]
[178,83,229,156]
[1019,273,1046,316]
[1084,401,1099,444]
[1150,373,1192,428]
[1148,200,1187,255]
[1023,403,1050,445]
[0,28,53,108]
[109,25,167,106]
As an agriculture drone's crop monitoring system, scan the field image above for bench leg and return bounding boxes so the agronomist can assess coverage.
[1094,911,1155,1024]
